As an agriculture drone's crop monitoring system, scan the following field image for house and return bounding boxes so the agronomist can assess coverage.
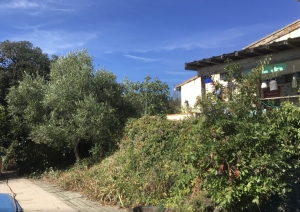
[174,76,200,110]
[176,19,300,109]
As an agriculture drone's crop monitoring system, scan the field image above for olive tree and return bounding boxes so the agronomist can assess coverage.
[8,50,126,161]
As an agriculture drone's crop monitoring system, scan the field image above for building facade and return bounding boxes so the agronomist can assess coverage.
[176,19,300,110]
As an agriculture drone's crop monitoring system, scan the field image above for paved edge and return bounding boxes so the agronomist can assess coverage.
[32,179,129,212]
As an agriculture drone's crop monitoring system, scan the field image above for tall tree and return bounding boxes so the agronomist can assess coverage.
[0,40,50,105]
[122,75,170,117]
[0,105,10,149]
[7,50,126,160]
[7,73,47,139]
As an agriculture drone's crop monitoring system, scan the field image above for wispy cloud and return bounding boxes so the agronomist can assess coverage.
[0,0,39,9]
[124,54,159,62]
[10,29,97,55]
[131,23,273,53]
[51,8,75,12]
[89,22,277,56]
[0,0,76,15]
[14,20,65,31]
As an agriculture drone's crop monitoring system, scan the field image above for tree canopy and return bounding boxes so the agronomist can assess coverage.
[0,40,50,106]
[7,50,126,160]
[3,44,173,173]
[122,75,170,117]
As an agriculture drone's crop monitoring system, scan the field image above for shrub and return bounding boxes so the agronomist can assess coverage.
[3,140,18,171]
[3,138,75,175]
[43,116,210,210]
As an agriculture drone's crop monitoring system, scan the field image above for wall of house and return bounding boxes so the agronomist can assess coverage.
[180,77,201,109]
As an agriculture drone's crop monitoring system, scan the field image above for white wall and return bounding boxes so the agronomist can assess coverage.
[180,77,202,109]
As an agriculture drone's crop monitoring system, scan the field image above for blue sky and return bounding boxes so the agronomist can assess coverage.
[0,0,299,90]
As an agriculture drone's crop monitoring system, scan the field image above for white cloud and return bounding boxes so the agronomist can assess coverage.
[0,0,76,15]
[0,0,39,9]
[124,54,159,62]
[88,22,277,56]
[10,29,97,55]
[131,23,273,53]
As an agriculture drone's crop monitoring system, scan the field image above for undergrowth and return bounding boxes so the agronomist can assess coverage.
[42,102,300,211]
[42,116,213,211]
[41,59,300,211]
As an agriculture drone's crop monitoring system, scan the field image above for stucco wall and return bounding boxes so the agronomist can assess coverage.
[180,77,201,108]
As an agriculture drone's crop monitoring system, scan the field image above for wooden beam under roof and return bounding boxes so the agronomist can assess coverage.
[203,58,223,64]
[234,51,248,58]
[221,53,238,61]
[196,61,209,66]
[284,41,298,48]
[264,44,278,51]
[247,48,263,55]
[184,36,300,72]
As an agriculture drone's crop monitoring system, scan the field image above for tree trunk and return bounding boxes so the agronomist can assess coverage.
[74,138,81,161]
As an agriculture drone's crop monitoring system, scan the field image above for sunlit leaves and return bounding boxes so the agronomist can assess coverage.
[8,50,126,159]
[122,75,170,117]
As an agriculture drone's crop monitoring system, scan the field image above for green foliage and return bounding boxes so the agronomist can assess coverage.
[3,139,74,174]
[0,40,50,106]
[194,58,300,211]
[43,116,208,210]
[4,44,297,212]
[115,116,201,207]
[2,140,18,171]
[168,90,181,114]
[0,105,10,149]
[122,75,170,117]
[0,40,51,165]
[7,74,47,138]
[196,104,300,211]
[42,57,300,212]
[195,58,268,126]
[7,49,129,163]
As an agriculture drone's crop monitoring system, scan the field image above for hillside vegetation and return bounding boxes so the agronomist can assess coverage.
[43,58,300,211]
[43,100,300,212]
[1,43,300,211]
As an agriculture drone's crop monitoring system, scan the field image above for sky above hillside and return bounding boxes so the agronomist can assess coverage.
[0,0,299,90]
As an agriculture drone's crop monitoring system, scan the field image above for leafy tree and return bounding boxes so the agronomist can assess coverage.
[40,57,300,211]
[167,90,181,114]
[8,50,126,161]
[7,73,47,138]
[122,75,170,117]
[0,40,50,106]
[0,105,10,150]
[5,73,72,173]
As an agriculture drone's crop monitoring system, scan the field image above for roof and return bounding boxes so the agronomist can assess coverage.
[185,36,300,71]
[175,75,198,89]
[243,19,300,49]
